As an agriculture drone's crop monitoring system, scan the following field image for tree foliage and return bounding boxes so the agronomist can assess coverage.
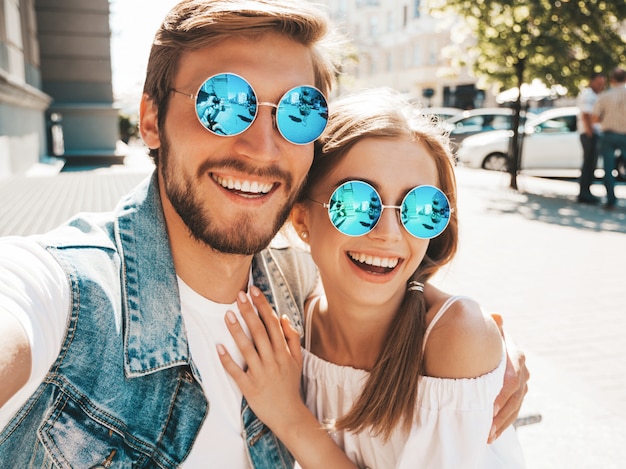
[431,0,626,93]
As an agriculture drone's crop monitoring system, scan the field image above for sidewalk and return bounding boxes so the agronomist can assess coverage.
[0,143,154,236]
[1,147,625,467]
[432,169,626,468]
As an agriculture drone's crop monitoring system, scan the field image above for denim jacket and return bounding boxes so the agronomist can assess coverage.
[0,173,318,468]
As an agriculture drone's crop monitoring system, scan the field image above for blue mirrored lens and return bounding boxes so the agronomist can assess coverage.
[400,185,451,239]
[275,86,329,144]
[195,75,328,144]
[195,73,256,136]
[328,181,382,237]
[328,181,451,239]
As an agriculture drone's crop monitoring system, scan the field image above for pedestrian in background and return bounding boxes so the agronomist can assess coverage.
[593,67,626,210]
[576,71,606,204]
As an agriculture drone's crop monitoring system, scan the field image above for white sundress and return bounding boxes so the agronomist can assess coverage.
[300,296,526,469]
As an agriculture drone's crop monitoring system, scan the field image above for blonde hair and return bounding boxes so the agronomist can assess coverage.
[143,0,341,163]
[299,88,459,439]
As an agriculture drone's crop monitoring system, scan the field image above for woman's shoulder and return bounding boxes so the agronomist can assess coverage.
[423,294,503,379]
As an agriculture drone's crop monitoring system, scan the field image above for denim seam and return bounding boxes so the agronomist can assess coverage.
[0,382,48,444]
[43,376,160,460]
[39,393,71,469]
[146,375,184,469]
[43,247,81,375]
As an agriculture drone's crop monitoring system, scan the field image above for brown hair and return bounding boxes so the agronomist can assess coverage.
[142,0,341,163]
[298,88,459,439]
[610,67,626,83]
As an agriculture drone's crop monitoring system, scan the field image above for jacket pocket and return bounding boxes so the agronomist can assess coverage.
[38,394,153,469]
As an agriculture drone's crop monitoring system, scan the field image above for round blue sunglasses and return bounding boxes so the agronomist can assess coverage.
[310,180,452,239]
[171,72,329,145]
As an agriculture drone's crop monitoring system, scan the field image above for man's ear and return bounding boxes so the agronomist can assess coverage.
[290,202,311,244]
[139,93,161,149]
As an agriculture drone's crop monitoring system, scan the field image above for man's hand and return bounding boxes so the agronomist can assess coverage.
[489,313,529,443]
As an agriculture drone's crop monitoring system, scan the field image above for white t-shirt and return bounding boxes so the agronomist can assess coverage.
[576,86,601,134]
[0,237,69,430]
[0,237,253,468]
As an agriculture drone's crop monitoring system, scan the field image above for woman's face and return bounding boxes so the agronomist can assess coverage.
[301,136,440,310]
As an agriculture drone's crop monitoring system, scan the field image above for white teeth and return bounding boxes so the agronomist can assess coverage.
[348,252,399,268]
[214,175,273,194]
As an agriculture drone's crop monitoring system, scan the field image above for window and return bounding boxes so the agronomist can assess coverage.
[429,41,437,65]
[535,116,577,133]
[369,16,379,38]
[413,44,422,67]
[414,0,421,18]
[451,115,513,136]
[4,0,26,82]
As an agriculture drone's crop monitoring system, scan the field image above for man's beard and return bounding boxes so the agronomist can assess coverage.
[159,136,300,255]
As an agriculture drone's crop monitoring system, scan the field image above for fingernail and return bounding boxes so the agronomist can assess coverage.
[226,310,237,324]
[282,314,290,323]
[251,285,261,296]
[216,344,226,355]
[238,291,247,303]
[488,424,496,443]
[493,404,500,416]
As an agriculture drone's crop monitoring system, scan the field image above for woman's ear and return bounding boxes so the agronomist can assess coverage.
[290,202,311,244]
[139,93,161,149]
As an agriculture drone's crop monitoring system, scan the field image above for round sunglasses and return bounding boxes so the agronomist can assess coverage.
[171,72,329,145]
[310,180,452,239]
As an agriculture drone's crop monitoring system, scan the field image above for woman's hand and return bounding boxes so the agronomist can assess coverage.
[217,285,303,433]
[218,286,357,469]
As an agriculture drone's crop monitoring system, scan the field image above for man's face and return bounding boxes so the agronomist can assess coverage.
[590,75,606,94]
[144,33,317,255]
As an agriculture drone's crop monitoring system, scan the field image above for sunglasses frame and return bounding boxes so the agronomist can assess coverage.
[310,180,453,239]
[171,72,328,145]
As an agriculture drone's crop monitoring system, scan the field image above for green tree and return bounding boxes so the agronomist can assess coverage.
[432,0,626,189]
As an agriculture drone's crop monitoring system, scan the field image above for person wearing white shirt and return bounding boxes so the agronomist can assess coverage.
[576,71,606,204]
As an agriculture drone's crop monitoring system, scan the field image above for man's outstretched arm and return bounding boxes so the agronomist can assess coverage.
[0,312,31,408]
[489,313,530,443]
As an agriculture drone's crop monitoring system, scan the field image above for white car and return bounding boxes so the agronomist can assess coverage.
[456,107,583,171]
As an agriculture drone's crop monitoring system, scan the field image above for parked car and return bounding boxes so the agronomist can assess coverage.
[457,106,585,171]
[417,106,463,122]
[457,106,626,178]
[443,107,537,147]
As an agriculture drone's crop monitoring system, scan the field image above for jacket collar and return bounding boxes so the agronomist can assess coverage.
[114,172,292,377]
[115,172,190,376]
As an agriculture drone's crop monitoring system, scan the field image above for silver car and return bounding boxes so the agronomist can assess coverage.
[443,107,537,148]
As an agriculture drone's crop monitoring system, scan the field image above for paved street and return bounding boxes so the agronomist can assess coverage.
[0,145,155,236]
[431,169,626,468]
[1,143,625,468]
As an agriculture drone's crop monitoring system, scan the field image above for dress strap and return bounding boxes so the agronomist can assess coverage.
[422,296,468,353]
[304,296,321,351]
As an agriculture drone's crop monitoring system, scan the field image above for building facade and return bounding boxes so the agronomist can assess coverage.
[0,0,119,178]
[316,0,488,109]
